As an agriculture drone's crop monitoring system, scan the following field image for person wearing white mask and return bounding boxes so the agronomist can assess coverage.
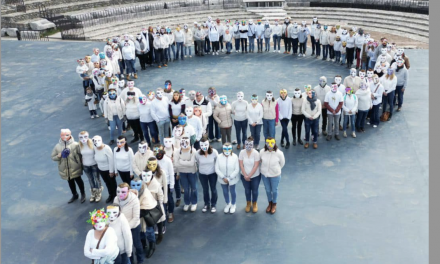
[301,89,322,149]
[298,23,309,56]
[314,76,331,136]
[151,88,170,144]
[343,68,362,93]
[247,19,257,53]
[281,17,292,54]
[104,88,126,145]
[262,91,279,140]
[342,87,358,138]
[291,88,304,146]
[132,141,154,177]
[380,68,398,121]
[209,21,220,55]
[289,22,300,56]
[313,24,322,58]
[213,95,233,145]
[124,85,143,143]
[239,137,261,213]
[263,20,272,52]
[185,106,203,150]
[139,92,159,146]
[223,25,233,54]
[392,58,408,112]
[134,33,148,71]
[215,143,240,214]
[255,19,265,53]
[246,94,264,150]
[277,89,292,149]
[183,24,193,58]
[106,204,133,264]
[272,19,282,53]
[153,30,167,68]
[232,20,241,53]
[334,75,346,130]
[239,20,249,53]
[174,26,186,61]
[231,91,249,149]
[196,139,219,213]
[324,83,344,141]
[370,74,384,128]
[355,81,372,133]
[310,16,319,56]
[79,131,102,203]
[93,135,118,203]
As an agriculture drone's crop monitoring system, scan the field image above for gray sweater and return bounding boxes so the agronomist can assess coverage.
[394,67,408,88]
[298,30,308,43]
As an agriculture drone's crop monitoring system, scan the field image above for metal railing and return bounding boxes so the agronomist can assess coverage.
[309,0,429,15]
[17,30,49,41]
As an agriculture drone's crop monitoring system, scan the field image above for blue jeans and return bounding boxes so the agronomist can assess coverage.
[304,117,319,143]
[341,53,346,64]
[226,42,232,53]
[257,38,263,50]
[369,60,376,69]
[356,110,368,129]
[174,173,181,201]
[292,38,299,54]
[323,44,329,59]
[124,59,136,74]
[371,104,381,126]
[130,224,144,264]
[208,115,221,140]
[262,118,275,140]
[343,114,356,132]
[264,38,270,51]
[157,118,170,144]
[280,118,290,143]
[261,174,281,203]
[180,172,198,205]
[204,37,211,52]
[145,226,155,242]
[83,164,101,189]
[394,85,404,107]
[335,51,341,62]
[184,46,192,56]
[248,36,255,52]
[273,35,281,50]
[382,91,395,115]
[167,183,175,215]
[199,173,218,207]
[109,115,123,141]
[169,44,176,60]
[140,121,159,146]
[234,38,240,51]
[249,124,262,148]
[241,174,261,202]
[176,42,184,59]
[221,183,236,205]
[118,59,125,74]
[234,119,248,145]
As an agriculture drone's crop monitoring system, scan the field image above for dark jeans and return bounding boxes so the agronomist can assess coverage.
[167,183,174,215]
[234,119,248,145]
[204,37,211,52]
[299,42,306,54]
[83,164,101,189]
[127,118,143,140]
[98,169,117,199]
[220,127,232,145]
[118,170,131,184]
[194,40,199,55]
[394,85,404,107]
[371,104,381,125]
[323,44,329,59]
[136,53,147,69]
[146,50,154,65]
[382,91,395,115]
[292,38,299,54]
[257,38,263,51]
[124,59,136,74]
[155,48,165,65]
[321,108,328,131]
[280,118,290,143]
[176,42,184,59]
[235,38,240,51]
[89,110,97,116]
[211,41,219,52]
[304,117,319,143]
[291,114,304,139]
[199,173,218,207]
[283,36,291,52]
[347,47,355,65]
[219,35,224,50]
[249,124,262,148]
[329,45,335,59]
[315,41,321,56]
[356,47,362,68]
[356,110,369,129]
[196,40,204,56]
[311,36,316,53]
[273,35,281,50]
[130,224,144,264]
[67,176,85,195]
[335,50,341,62]
[114,252,129,264]
[240,38,248,52]
[174,173,181,200]
[241,174,261,202]
[208,115,221,140]
[180,172,198,205]
[140,121,159,146]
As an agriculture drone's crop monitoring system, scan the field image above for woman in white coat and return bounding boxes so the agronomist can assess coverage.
[215,143,240,214]
[106,204,133,264]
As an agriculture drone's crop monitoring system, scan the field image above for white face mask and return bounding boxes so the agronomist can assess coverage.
[93,136,103,148]
[381,48,387,55]
[118,80,125,88]
[164,138,173,149]
[313,18,317,23]
[237,92,244,102]
[266,93,273,100]
[200,141,210,151]
[302,21,306,26]
[181,138,190,149]
[79,133,89,144]
[367,71,374,78]
[359,72,366,79]
[293,91,301,98]
[350,69,357,77]
[107,207,119,222]
[380,56,387,63]
[174,126,183,137]
[373,77,379,84]
[185,108,194,117]
[127,81,134,89]
[141,171,153,183]
[156,91,163,98]
[94,221,106,231]
[335,77,342,84]
[138,143,148,154]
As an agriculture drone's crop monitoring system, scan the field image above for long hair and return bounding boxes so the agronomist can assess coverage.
[79,131,94,149]
[116,135,129,152]
[263,137,278,152]
[172,91,181,103]
[147,157,163,179]
[385,71,395,80]
[198,138,213,155]
[265,91,275,102]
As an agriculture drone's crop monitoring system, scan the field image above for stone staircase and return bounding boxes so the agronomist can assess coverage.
[247,8,287,22]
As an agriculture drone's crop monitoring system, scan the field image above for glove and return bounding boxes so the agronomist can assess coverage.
[61,148,71,158]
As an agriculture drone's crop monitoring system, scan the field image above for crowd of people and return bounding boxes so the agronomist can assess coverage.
[65,15,411,264]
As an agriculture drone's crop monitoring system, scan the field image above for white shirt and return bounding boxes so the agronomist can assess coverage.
[114,147,134,174]
[231,100,248,121]
[187,116,203,141]
[138,101,154,123]
[150,97,170,122]
[94,145,114,173]
[324,91,344,115]
[246,103,264,125]
[239,149,260,178]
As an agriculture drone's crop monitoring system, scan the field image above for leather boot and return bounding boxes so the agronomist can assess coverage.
[68,194,79,204]
[157,233,163,245]
[80,192,86,203]
[126,75,131,81]
[89,189,96,203]
[175,199,181,207]
[298,138,304,145]
[245,201,251,213]
[252,201,258,213]
[147,242,156,258]
[292,137,296,146]
[266,201,273,213]
[134,73,138,79]
[271,203,277,214]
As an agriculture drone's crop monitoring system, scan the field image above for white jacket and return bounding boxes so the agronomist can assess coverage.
[342,94,358,115]
[108,213,133,256]
[380,75,398,94]
[92,75,105,91]
[255,24,265,38]
[320,30,329,45]
[209,25,220,42]
[153,36,167,49]
[215,153,240,185]
[187,116,203,141]
[272,25,282,36]
[370,82,385,105]
[158,155,175,189]
[104,97,126,121]
[113,192,140,229]
[134,37,148,54]
[84,227,119,261]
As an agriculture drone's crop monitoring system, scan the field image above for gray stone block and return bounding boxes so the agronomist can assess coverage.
[1,28,7,37]
[29,19,56,30]
[6,28,18,37]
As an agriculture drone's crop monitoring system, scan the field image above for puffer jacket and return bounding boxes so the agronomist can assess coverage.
[213,103,233,128]
[51,136,83,180]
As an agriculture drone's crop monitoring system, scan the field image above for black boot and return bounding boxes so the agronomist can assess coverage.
[298,138,304,145]
[147,242,156,258]
[157,233,164,245]
[292,137,297,146]
[68,194,79,204]
[105,196,113,203]
[285,142,290,149]
[80,193,86,203]
[388,113,392,121]
[280,140,285,147]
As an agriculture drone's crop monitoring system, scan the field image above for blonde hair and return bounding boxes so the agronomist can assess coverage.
[79,131,94,149]
[385,72,395,80]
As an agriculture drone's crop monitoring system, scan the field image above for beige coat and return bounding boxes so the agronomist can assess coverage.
[138,184,157,232]
[51,137,83,180]
[132,150,154,176]
[213,103,233,128]
[147,178,166,223]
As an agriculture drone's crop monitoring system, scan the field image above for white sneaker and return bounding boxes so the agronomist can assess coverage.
[91,116,94,119]
[108,126,111,131]
[202,205,208,213]
[278,50,281,53]
[190,204,197,212]
[367,122,370,125]
[352,132,356,138]
[216,52,219,55]
[121,74,125,78]
[209,139,213,143]
[343,131,347,138]
[189,55,192,58]
[232,140,237,144]
[217,138,222,142]
[212,52,215,56]
[298,54,302,57]
[95,115,100,118]
[224,203,231,213]
[221,49,224,52]
[373,125,377,128]
[230,204,236,214]
[184,55,187,58]
[236,50,238,53]
[183,205,189,212]
[211,206,216,213]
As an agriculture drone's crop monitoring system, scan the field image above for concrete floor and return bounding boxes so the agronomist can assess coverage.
[1,40,428,264]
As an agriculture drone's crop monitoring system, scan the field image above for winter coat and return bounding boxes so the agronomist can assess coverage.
[51,137,83,180]
[213,103,233,128]
[215,153,240,185]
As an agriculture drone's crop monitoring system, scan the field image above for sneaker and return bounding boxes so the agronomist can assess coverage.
[230,204,236,214]
[224,203,231,213]
[273,50,276,53]
[202,205,209,213]
[91,116,94,119]
[298,54,302,57]
[183,204,189,212]
[373,125,378,128]
[212,52,215,56]
[232,140,237,145]
[278,50,281,53]
[120,74,125,79]
[367,122,370,125]
[343,131,347,138]
[209,139,213,143]
[190,204,197,212]
[352,132,356,138]
[216,52,219,55]
[189,55,192,58]
[95,115,100,118]
[217,138,222,142]
[211,206,216,213]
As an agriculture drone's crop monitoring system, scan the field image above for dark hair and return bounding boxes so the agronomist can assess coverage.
[367,68,373,72]
[172,91,181,103]
[263,137,278,152]
[246,136,254,141]
[265,91,275,102]
[331,82,337,85]
[360,69,366,73]
[198,138,213,155]
[252,94,257,98]
[294,88,302,98]
[165,80,172,85]
[116,135,129,152]
[147,157,163,179]
[335,75,342,78]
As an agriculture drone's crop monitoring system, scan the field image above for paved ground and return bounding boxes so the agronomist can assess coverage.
[1,40,428,264]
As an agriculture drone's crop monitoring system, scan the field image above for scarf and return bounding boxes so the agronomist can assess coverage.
[396,65,404,73]
[307,95,317,111]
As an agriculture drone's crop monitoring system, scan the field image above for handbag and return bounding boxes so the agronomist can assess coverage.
[144,201,164,227]
[380,111,390,122]
[92,227,108,264]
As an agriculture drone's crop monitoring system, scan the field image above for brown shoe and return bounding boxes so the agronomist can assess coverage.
[168,213,174,223]
[158,65,162,68]
[266,201,273,213]
[304,143,309,149]
[339,125,343,131]
[270,203,277,214]
[313,143,318,149]
[252,201,258,213]
[175,199,181,207]
[134,73,138,79]
[237,144,241,150]
[126,75,131,81]
[245,201,251,213]
[164,64,168,67]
